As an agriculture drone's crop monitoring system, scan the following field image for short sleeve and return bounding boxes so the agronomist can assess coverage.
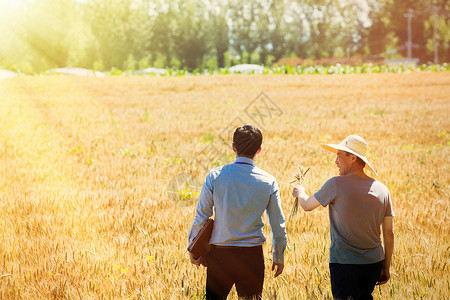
[314,177,337,207]
[384,191,395,217]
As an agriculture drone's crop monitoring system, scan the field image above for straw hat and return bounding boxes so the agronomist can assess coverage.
[321,135,378,176]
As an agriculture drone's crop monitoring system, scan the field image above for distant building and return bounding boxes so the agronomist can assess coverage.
[0,70,18,79]
[228,64,264,74]
[134,68,168,76]
[47,68,106,77]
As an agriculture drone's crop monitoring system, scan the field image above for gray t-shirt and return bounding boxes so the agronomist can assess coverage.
[314,174,394,264]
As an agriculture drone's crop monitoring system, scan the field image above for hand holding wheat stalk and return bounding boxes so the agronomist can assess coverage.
[289,164,310,218]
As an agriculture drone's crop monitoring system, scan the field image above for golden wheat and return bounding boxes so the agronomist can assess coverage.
[0,73,449,299]
[289,164,310,218]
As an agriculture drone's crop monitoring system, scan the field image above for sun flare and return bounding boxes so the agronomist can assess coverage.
[0,0,26,8]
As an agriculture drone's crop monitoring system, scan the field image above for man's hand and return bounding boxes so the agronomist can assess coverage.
[272,262,284,278]
[292,186,321,211]
[292,185,306,199]
[377,267,390,285]
[189,252,202,266]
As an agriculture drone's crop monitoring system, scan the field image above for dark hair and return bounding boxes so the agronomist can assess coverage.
[345,151,366,167]
[233,125,262,158]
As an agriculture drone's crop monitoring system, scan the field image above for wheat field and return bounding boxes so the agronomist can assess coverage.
[0,73,449,299]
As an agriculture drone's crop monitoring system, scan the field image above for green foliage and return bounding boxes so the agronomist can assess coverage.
[0,0,448,73]
[241,51,250,64]
[204,53,219,71]
[224,51,239,68]
[138,55,152,70]
[153,54,167,69]
[210,2,229,68]
[172,0,211,70]
[93,60,105,72]
[110,68,122,76]
[364,0,450,62]
[169,57,182,70]
[123,55,137,72]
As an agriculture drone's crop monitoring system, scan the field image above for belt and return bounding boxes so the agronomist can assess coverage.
[211,244,262,250]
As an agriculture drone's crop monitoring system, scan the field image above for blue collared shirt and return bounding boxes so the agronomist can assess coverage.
[188,157,287,263]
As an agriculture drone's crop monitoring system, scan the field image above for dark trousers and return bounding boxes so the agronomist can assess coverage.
[205,245,264,300]
[329,261,383,300]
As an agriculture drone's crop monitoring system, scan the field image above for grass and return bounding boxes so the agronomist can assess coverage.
[0,72,449,299]
[11,62,449,77]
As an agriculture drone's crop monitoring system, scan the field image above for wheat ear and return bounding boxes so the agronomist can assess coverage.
[289,164,310,218]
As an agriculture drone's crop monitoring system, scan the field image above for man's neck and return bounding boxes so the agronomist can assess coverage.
[348,168,371,179]
[236,155,255,160]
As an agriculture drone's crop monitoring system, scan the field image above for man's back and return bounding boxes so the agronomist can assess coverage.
[189,157,286,254]
[209,158,280,246]
[314,174,394,264]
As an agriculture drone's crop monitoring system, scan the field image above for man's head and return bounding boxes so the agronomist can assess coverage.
[335,150,366,175]
[321,134,378,176]
[232,125,262,159]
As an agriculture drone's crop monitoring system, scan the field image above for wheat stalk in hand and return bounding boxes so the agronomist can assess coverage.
[289,164,310,218]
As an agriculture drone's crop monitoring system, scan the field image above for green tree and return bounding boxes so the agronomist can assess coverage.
[16,0,77,72]
[172,0,210,70]
[210,2,230,68]
[147,0,177,67]
[228,0,261,63]
[84,0,151,70]
[365,0,449,62]
[363,0,391,56]
[287,0,364,60]
[283,1,309,59]
[255,0,289,64]
[269,0,290,62]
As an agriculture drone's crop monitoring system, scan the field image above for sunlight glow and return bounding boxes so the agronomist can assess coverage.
[0,0,26,9]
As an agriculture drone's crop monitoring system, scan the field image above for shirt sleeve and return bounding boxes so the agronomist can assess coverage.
[384,190,395,217]
[187,172,214,247]
[313,177,337,207]
[266,180,287,264]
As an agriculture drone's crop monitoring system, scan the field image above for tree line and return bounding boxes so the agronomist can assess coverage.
[0,0,448,73]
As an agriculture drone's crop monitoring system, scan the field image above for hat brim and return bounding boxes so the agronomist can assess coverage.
[321,143,378,176]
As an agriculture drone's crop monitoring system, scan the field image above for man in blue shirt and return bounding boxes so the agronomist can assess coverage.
[188,125,287,300]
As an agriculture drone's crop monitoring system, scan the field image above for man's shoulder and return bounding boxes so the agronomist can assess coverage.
[323,175,360,190]
[371,179,390,193]
[324,176,341,184]
[253,165,271,175]
[253,166,277,183]
[206,165,225,179]
[208,163,277,184]
[338,175,390,195]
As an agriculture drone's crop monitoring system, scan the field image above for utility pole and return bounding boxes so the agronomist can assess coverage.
[433,6,439,64]
[403,8,415,60]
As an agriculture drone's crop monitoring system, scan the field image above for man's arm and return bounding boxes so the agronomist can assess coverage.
[377,216,394,285]
[292,185,321,211]
[187,174,214,263]
[266,182,287,277]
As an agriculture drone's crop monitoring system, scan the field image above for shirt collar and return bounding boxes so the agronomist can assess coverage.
[235,156,255,166]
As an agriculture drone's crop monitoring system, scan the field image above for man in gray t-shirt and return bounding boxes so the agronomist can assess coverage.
[292,135,395,300]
